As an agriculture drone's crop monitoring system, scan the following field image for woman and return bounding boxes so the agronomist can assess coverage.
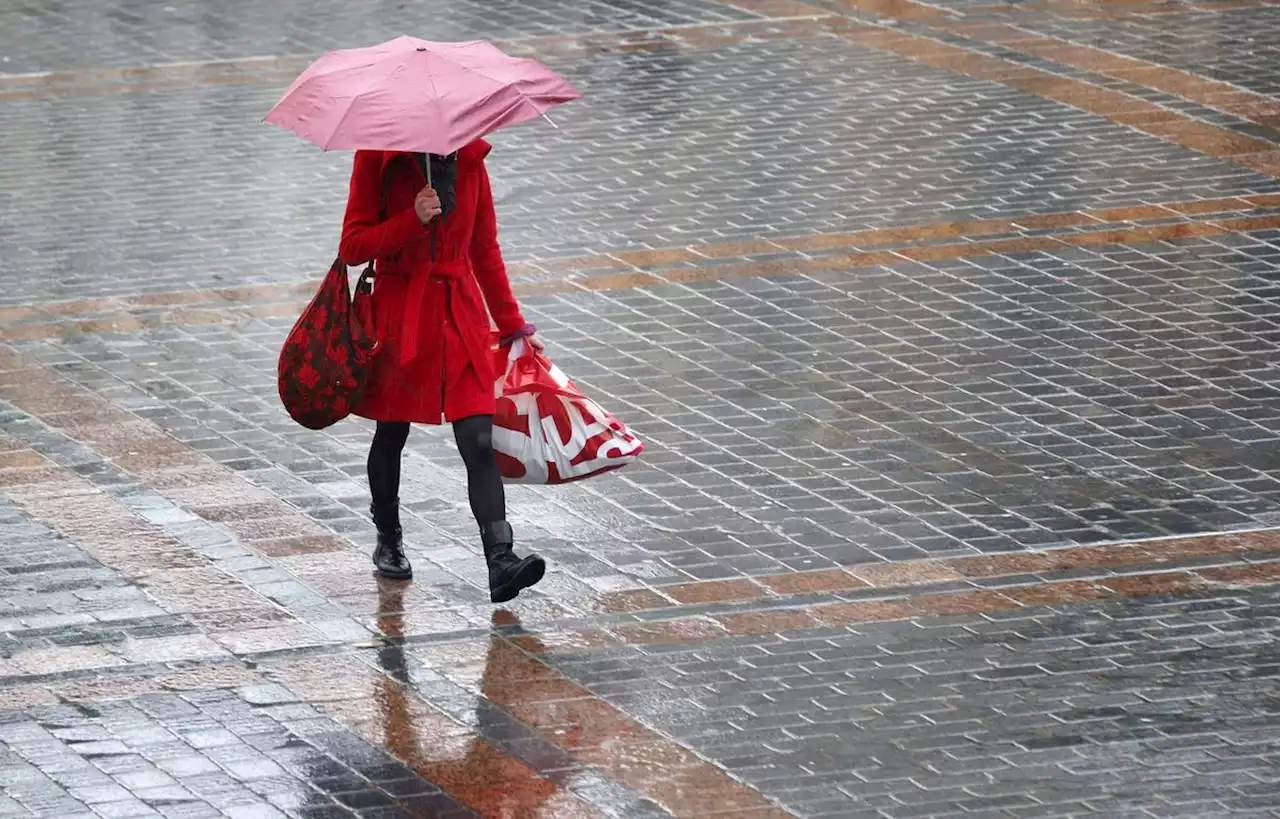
[338,140,545,603]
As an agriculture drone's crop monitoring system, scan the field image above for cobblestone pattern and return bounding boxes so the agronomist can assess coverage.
[0,687,481,819]
[538,585,1280,818]
[0,343,658,607]
[1026,7,1280,98]
[897,24,1280,143]
[0,376,560,646]
[0,0,759,75]
[838,0,1274,19]
[5,200,1280,343]
[8,228,1280,585]
[0,492,199,662]
[0,611,796,819]
[0,411,400,661]
[5,35,1280,304]
[3,572,1278,818]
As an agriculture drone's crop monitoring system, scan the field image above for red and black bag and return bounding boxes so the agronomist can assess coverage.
[277,259,377,430]
[278,170,392,430]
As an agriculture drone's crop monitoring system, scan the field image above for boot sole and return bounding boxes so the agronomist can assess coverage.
[491,556,546,604]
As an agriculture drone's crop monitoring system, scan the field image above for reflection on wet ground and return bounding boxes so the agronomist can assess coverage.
[370,588,574,819]
[4,0,1280,816]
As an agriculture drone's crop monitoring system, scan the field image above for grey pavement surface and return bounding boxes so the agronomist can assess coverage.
[3,0,1280,817]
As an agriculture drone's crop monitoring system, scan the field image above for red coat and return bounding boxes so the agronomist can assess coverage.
[338,140,526,425]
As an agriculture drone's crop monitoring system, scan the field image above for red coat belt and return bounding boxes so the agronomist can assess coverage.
[398,260,480,369]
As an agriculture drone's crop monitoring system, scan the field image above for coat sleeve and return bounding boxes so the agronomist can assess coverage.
[469,160,526,336]
[338,151,428,267]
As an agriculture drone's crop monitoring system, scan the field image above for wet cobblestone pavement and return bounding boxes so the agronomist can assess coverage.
[4,0,1280,816]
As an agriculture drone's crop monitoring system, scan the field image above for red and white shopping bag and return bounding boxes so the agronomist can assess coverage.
[492,337,644,484]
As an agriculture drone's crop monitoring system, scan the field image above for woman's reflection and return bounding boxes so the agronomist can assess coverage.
[371,579,561,818]
[373,579,418,754]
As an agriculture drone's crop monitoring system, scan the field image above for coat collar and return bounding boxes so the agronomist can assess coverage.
[377,139,491,176]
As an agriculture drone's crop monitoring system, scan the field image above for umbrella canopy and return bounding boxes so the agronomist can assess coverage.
[265,36,580,155]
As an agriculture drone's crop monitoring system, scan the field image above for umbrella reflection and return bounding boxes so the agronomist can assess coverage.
[371,579,560,818]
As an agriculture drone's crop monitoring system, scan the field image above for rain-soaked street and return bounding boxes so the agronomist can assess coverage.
[3,0,1280,816]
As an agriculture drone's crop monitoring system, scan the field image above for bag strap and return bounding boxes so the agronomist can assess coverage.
[358,160,398,278]
[378,162,394,222]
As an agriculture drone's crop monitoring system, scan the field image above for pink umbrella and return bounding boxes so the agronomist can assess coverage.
[265,35,580,156]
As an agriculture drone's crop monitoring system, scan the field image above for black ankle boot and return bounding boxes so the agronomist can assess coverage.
[372,503,412,580]
[481,521,544,604]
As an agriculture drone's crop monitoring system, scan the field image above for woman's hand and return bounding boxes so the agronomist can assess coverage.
[415,187,442,224]
[525,333,544,351]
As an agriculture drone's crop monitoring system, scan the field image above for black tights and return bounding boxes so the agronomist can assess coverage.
[368,416,506,530]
